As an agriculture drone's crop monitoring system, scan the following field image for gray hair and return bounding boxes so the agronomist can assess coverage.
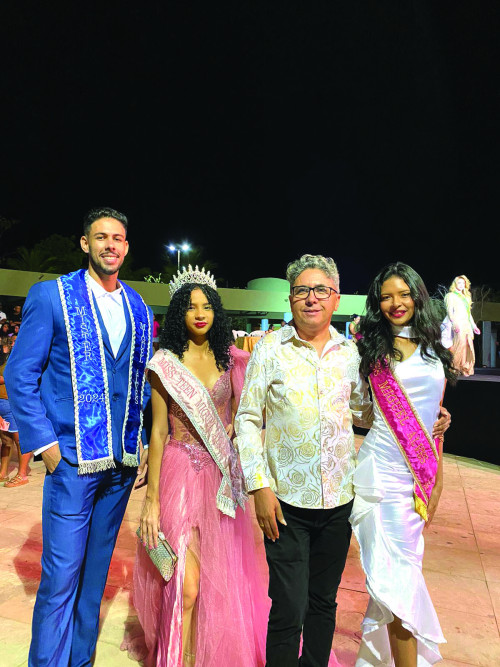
[286,254,340,290]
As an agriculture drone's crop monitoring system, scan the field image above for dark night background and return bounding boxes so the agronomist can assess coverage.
[1,1,499,294]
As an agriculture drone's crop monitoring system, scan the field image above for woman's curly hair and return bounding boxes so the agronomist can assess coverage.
[159,283,233,371]
[358,262,457,383]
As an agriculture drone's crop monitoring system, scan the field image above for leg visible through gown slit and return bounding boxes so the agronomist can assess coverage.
[181,530,200,665]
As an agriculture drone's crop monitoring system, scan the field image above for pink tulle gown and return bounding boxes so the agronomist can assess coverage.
[133,362,270,666]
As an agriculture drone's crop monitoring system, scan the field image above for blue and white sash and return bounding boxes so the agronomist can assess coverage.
[57,270,151,474]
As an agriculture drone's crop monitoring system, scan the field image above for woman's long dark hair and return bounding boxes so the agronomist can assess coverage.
[358,262,457,382]
[159,283,233,371]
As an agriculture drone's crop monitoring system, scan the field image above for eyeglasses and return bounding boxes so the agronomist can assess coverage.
[291,285,339,300]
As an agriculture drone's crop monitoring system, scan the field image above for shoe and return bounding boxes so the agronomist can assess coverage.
[0,475,9,483]
[4,474,29,488]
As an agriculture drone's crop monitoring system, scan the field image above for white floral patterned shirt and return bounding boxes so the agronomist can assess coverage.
[234,325,373,509]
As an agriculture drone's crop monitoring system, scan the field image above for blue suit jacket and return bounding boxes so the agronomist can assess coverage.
[5,278,152,463]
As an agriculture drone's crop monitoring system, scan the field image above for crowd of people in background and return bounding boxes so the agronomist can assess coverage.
[0,300,32,487]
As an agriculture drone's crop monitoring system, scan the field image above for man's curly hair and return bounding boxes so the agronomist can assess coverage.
[159,283,233,371]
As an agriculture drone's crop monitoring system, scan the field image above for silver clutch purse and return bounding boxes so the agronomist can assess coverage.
[136,528,178,582]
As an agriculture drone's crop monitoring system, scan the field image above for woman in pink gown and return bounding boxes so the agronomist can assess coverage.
[134,268,270,666]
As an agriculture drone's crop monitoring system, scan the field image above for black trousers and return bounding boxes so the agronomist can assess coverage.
[265,499,353,667]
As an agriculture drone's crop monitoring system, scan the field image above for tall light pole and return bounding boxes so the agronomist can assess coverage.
[168,243,190,270]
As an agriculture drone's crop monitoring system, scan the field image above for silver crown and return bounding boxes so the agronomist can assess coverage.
[169,265,217,297]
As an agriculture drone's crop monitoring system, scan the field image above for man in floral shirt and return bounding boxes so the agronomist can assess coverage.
[235,254,373,667]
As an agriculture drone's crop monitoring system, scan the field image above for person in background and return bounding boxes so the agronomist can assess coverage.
[0,336,32,486]
[10,304,22,326]
[444,275,480,376]
[348,314,361,337]
[152,313,161,351]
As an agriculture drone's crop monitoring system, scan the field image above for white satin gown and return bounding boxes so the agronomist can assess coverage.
[350,348,446,666]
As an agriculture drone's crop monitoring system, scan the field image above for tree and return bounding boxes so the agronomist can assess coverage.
[118,251,153,281]
[35,235,85,273]
[472,285,500,304]
[6,235,84,273]
[0,215,19,242]
[0,215,20,265]
[6,246,58,272]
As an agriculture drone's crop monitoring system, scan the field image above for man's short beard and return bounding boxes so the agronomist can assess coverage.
[90,256,122,276]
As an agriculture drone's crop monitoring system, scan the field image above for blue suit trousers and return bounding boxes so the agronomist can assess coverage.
[29,458,136,667]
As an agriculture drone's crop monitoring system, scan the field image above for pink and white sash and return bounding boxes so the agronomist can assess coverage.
[370,361,439,521]
[147,349,247,518]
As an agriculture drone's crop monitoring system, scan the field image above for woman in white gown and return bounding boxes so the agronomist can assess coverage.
[350,262,457,667]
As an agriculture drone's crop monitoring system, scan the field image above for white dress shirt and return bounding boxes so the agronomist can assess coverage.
[86,273,126,357]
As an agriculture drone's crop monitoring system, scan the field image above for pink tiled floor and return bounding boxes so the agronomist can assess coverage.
[1,446,499,666]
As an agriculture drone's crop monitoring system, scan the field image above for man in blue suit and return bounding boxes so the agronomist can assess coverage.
[5,207,153,666]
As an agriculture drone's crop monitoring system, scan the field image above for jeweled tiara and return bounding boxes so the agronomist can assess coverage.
[169,265,217,297]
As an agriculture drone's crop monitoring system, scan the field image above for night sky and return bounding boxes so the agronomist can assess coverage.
[2,2,499,294]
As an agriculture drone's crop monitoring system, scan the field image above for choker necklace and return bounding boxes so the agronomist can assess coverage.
[391,324,416,339]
